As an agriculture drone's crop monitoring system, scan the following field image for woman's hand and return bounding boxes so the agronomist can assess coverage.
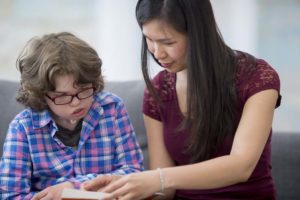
[84,170,162,200]
[82,174,121,192]
[32,181,74,200]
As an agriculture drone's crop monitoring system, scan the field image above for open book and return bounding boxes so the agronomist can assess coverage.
[61,188,107,200]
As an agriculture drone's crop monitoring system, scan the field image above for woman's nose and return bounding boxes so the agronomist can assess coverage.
[153,45,166,60]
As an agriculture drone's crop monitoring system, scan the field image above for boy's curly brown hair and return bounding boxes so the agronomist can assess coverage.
[16,32,104,111]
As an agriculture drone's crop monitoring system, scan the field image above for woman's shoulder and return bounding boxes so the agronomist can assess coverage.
[234,51,280,104]
[235,51,279,76]
[235,51,279,83]
[150,70,176,100]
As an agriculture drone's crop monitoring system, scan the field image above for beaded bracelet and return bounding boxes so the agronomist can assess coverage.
[155,168,165,196]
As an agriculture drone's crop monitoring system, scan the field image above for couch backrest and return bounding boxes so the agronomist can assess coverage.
[0,80,149,167]
[0,80,24,153]
[104,81,148,168]
[0,79,299,199]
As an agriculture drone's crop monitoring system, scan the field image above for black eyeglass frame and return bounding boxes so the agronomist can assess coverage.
[45,87,95,105]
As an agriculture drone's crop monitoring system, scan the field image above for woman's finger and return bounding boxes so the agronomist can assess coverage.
[118,193,136,200]
[100,193,116,200]
[106,179,137,200]
[40,194,53,200]
[32,190,47,200]
[101,177,127,193]
[83,176,111,191]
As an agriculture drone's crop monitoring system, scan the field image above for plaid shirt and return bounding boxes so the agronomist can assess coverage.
[0,91,143,200]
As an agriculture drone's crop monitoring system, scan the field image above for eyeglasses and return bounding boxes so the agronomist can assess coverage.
[45,87,95,105]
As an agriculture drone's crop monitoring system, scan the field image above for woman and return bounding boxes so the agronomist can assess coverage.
[83,0,281,199]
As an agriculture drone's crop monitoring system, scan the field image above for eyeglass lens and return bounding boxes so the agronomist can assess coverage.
[54,88,94,105]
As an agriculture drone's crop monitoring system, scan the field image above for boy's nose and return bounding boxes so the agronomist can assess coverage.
[69,96,80,106]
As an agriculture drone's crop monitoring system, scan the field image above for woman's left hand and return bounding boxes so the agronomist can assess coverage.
[84,170,162,200]
[81,174,121,192]
[32,181,74,200]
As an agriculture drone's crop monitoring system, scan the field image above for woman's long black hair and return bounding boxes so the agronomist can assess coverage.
[136,0,238,163]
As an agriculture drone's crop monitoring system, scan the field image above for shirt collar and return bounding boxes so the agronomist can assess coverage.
[30,92,112,130]
[31,109,53,129]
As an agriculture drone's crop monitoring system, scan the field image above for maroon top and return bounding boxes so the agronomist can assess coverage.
[143,51,281,199]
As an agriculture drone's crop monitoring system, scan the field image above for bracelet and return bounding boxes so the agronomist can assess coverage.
[156,168,165,195]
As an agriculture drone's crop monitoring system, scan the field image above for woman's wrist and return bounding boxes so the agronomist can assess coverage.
[155,168,165,196]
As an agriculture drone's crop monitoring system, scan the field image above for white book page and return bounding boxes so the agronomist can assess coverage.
[61,188,108,200]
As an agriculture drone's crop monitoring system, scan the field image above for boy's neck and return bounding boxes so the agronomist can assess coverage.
[54,116,80,131]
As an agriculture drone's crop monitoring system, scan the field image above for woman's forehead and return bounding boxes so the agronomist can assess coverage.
[143,20,178,39]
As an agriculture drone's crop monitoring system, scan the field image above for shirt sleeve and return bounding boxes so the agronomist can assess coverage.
[60,98,144,189]
[0,119,36,200]
[142,72,164,121]
[111,99,144,174]
[238,59,281,108]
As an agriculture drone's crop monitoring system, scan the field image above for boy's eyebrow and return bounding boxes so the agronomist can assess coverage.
[48,91,68,96]
[50,85,92,95]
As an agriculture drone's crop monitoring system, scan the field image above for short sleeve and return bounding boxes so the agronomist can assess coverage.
[142,70,176,121]
[237,59,281,108]
[142,73,162,121]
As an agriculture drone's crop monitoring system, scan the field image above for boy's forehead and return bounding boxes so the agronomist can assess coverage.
[53,74,76,90]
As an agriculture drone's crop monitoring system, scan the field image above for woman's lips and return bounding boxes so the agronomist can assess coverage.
[161,63,172,68]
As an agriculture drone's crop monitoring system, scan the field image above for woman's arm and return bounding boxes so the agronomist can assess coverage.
[143,114,175,199]
[82,115,176,200]
[162,89,278,190]
[83,89,278,200]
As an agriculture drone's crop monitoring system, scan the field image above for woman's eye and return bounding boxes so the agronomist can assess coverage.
[146,38,152,44]
[164,42,175,45]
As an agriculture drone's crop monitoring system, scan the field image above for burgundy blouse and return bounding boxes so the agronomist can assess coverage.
[143,51,281,199]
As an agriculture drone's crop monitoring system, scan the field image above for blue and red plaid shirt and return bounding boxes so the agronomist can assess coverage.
[0,91,143,199]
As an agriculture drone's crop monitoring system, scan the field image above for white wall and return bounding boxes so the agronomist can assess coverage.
[94,0,258,81]
[211,0,258,55]
[0,0,258,82]
[95,0,143,81]
[0,0,298,132]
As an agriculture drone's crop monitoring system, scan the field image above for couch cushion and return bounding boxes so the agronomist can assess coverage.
[104,81,148,168]
[0,80,23,156]
[272,132,300,199]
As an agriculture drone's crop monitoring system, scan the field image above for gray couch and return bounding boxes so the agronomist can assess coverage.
[0,79,299,199]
